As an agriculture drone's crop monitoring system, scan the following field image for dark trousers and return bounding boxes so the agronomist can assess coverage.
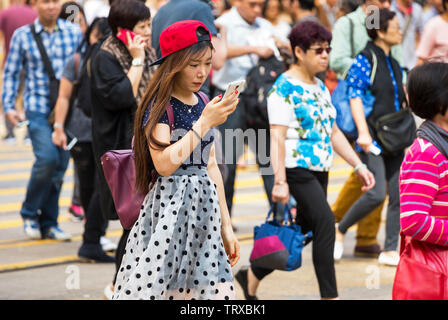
[113,228,130,285]
[338,151,403,251]
[70,142,107,244]
[251,167,338,299]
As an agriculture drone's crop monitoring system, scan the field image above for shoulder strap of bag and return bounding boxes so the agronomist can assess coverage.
[30,24,56,80]
[402,13,413,40]
[369,50,378,84]
[196,91,210,105]
[349,17,355,59]
[72,52,81,86]
[341,17,355,80]
[166,103,175,132]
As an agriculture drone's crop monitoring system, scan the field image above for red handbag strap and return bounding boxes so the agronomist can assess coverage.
[166,102,175,132]
[196,91,210,105]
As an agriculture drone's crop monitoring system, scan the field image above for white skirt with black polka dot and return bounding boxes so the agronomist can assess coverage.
[112,167,236,300]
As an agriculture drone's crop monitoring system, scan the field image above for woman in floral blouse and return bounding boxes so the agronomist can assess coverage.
[235,21,375,300]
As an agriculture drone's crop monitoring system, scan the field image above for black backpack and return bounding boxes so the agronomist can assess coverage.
[242,55,286,130]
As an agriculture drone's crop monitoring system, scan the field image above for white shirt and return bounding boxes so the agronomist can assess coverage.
[267,74,336,171]
[212,7,278,91]
[83,0,110,25]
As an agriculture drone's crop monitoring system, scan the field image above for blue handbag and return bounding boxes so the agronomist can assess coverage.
[249,205,313,271]
[332,50,378,140]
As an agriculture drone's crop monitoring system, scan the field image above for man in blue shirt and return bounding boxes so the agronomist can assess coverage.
[2,0,82,240]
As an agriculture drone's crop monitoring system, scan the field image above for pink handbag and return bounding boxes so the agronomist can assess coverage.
[101,104,174,230]
[100,92,209,230]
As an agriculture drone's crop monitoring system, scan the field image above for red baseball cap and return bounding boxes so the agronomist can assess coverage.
[150,20,212,66]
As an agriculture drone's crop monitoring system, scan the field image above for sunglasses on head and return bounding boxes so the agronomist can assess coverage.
[309,47,332,54]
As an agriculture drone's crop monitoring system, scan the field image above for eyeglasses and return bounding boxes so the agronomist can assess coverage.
[308,47,332,55]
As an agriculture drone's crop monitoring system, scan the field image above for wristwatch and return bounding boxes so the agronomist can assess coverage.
[131,58,144,67]
[53,122,63,129]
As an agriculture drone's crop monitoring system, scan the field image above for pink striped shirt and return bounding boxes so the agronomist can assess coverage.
[399,138,448,245]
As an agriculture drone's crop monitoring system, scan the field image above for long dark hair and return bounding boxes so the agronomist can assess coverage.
[134,32,213,194]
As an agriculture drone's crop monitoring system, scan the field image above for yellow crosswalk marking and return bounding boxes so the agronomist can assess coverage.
[0,230,124,250]
[0,169,74,182]
[0,183,74,196]
[0,255,81,272]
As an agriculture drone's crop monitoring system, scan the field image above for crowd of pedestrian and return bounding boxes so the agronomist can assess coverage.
[0,0,447,301]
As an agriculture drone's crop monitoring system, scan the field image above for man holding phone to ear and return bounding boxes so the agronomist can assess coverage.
[212,0,279,221]
[2,0,82,240]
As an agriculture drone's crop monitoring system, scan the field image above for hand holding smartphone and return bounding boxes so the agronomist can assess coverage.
[65,130,78,151]
[222,80,246,102]
[116,29,137,46]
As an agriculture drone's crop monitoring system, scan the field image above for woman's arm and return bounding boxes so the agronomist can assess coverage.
[331,123,375,191]
[125,34,146,97]
[346,54,374,153]
[207,143,240,267]
[270,124,290,204]
[149,94,239,177]
[92,50,136,111]
[51,77,74,149]
[350,97,372,153]
[211,24,227,71]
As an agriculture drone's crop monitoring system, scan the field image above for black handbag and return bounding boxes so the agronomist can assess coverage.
[374,107,416,154]
[30,24,60,124]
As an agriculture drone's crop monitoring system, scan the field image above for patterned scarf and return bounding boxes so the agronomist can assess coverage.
[100,35,157,104]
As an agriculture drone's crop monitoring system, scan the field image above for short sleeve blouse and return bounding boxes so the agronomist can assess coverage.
[142,93,215,167]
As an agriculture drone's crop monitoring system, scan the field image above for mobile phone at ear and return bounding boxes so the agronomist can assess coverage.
[222,80,246,101]
[116,29,136,46]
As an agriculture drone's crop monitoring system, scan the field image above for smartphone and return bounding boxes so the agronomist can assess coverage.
[222,79,246,101]
[355,140,382,155]
[65,129,78,151]
[16,120,29,128]
[369,142,382,156]
[116,29,136,46]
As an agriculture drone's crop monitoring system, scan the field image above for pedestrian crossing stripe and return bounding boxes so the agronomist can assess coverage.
[0,183,346,216]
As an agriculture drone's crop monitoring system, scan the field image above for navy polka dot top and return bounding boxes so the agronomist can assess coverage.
[142,93,215,168]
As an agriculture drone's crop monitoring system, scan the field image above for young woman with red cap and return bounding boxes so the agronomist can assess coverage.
[112,20,241,300]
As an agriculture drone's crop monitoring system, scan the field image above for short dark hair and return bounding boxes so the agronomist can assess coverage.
[340,0,360,14]
[444,0,448,11]
[59,1,85,21]
[298,0,315,11]
[108,0,151,36]
[289,20,332,61]
[366,9,396,41]
[407,62,448,120]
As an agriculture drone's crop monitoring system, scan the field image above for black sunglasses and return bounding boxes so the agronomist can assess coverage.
[309,47,332,55]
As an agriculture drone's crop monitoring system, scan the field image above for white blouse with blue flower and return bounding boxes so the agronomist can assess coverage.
[267,73,336,171]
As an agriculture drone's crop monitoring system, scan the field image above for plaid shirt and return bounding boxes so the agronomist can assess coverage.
[2,18,82,114]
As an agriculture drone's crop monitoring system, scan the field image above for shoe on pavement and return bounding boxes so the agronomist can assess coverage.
[104,283,114,300]
[235,266,258,300]
[68,204,84,222]
[354,244,381,258]
[378,251,400,266]
[100,236,118,252]
[23,218,41,240]
[334,241,344,261]
[78,243,116,263]
[42,226,71,241]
